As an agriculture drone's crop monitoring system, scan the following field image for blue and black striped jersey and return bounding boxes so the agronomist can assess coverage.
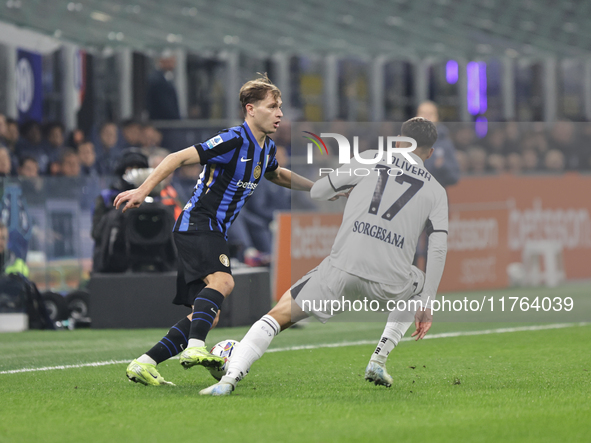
[173,121,279,238]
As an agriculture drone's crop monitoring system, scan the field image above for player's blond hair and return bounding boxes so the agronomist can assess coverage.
[239,73,281,114]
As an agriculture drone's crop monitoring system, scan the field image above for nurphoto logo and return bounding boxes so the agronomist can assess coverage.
[304,131,419,177]
[303,132,418,165]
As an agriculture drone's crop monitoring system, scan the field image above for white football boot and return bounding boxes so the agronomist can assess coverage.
[365,360,393,387]
[199,381,234,396]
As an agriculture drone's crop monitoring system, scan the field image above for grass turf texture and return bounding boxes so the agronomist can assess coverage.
[1,285,590,442]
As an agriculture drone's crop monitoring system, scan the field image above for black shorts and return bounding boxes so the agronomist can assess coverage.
[172,231,232,307]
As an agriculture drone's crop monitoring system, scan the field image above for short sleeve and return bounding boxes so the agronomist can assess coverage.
[195,130,242,165]
[265,145,279,174]
[426,188,449,235]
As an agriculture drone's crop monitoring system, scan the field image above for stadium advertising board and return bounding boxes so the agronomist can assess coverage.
[274,173,591,299]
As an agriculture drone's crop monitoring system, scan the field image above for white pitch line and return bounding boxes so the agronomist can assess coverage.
[0,359,131,375]
[0,322,586,375]
[265,322,587,353]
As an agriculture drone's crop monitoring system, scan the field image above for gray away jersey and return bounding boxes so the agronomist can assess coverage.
[322,150,448,291]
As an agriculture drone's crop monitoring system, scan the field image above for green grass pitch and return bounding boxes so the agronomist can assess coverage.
[1,284,590,443]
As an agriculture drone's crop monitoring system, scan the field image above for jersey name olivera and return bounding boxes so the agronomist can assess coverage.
[329,150,448,289]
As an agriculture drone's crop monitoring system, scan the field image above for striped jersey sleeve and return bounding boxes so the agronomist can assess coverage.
[265,143,279,174]
[195,129,242,165]
[427,187,449,234]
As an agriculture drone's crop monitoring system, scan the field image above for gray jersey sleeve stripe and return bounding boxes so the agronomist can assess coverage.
[328,174,354,192]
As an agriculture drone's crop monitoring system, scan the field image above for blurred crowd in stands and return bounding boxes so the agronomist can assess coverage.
[0,114,170,179]
[452,119,591,175]
[1,99,590,268]
[1,110,589,185]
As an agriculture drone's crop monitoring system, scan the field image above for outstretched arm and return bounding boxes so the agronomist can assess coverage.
[411,231,447,340]
[114,147,200,213]
[265,167,314,191]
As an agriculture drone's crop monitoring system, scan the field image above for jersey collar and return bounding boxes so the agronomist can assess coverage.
[409,152,424,167]
[243,121,266,150]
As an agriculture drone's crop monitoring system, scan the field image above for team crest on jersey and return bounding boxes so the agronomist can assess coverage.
[205,135,223,149]
[253,164,262,179]
[219,254,230,267]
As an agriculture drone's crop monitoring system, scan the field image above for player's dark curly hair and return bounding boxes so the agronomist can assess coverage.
[401,117,438,150]
[239,72,281,114]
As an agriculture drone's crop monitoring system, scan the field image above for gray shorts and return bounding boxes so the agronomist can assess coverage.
[290,256,425,323]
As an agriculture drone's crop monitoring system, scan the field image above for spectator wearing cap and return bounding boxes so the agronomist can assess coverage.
[91,149,149,267]
[92,149,149,236]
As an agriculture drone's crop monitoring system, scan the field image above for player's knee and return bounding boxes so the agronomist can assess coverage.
[216,274,234,296]
[205,272,234,296]
[223,275,235,294]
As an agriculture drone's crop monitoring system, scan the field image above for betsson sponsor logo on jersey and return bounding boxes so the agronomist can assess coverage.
[236,180,258,190]
[352,221,405,248]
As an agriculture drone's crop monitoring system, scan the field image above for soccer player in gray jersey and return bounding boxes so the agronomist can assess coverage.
[201,117,448,395]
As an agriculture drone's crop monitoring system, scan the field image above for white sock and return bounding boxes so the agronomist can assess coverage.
[187,339,205,349]
[137,354,157,366]
[222,315,280,386]
[371,320,413,363]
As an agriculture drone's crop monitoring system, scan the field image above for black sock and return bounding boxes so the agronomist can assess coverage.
[189,288,225,341]
[146,317,190,364]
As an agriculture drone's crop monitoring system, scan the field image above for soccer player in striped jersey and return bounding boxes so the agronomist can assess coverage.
[117,74,314,386]
[200,117,448,395]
